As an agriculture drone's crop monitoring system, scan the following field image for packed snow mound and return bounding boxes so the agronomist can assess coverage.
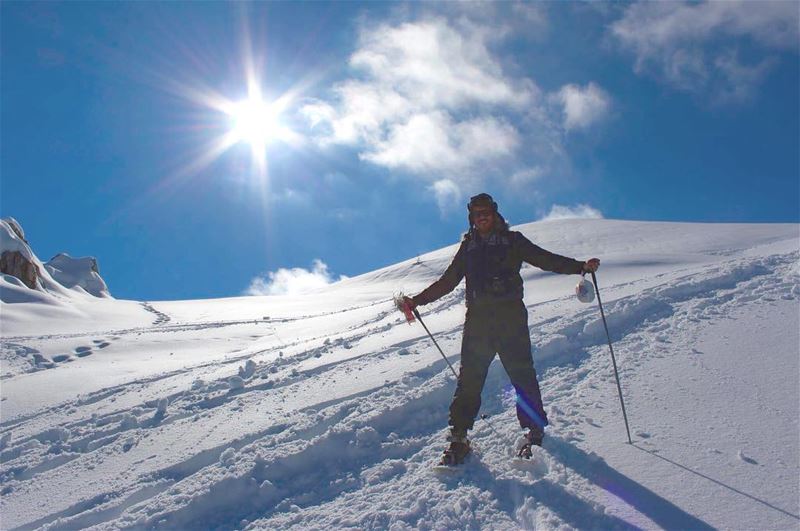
[45,253,111,298]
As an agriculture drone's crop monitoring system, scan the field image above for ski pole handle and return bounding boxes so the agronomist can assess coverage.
[394,294,417,324]
[401,302,416,323]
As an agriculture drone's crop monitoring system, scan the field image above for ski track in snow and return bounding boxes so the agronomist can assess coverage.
[1,243,798,529]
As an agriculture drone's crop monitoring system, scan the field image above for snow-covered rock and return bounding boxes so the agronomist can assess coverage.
[0,217,112,302]
[45,253,111,298]
[1,217,46,293]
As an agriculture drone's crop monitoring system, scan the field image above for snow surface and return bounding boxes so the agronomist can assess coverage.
[1,219,798,530]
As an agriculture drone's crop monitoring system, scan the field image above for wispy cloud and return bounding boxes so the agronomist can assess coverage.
[300,15,547,199]
[430,179,462,214]
[509,166,545,188]
[553,82,612,131]
[611,1,798,104]
[440,1,549,37]
[540,204,604,222]
[245,259,347,296]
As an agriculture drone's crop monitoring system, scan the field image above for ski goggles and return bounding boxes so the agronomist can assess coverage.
[471,208,494,219]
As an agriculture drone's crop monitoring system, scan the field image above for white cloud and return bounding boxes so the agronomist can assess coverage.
[301,101,337,131]
[245,259,347,296]
[540,204,604,222]
[349,20,533,109]
[362,112,520,173]
[509,166,545,187]
[301,17,537,178]
[554,83,611,131]
[299,10,619,214]
[611,1,798,103]
[430,179,462,213]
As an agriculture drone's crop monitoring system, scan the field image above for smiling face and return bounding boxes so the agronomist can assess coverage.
[471,206,495,235]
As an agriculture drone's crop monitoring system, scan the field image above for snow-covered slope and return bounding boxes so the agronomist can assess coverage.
[1,219,798,530]
[0,218,150,340]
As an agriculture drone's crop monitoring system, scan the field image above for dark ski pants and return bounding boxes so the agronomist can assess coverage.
[449,300,548,432]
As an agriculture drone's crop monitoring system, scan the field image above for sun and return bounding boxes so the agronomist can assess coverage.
[227,96,282,151]
[155,46,307,187]
[217,86,296,175]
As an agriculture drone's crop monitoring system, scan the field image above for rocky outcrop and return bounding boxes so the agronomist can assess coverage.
[1,250,42,290]
[1,217,45,292]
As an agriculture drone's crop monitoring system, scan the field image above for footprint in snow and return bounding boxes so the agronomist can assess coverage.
[75,346,93,357]
[584,417,602,428]
[51,354,73,363]
[74,340,114,358]
[31,353,55,369]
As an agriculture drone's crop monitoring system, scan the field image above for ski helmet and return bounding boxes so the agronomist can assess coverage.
[576,276,595,303]
[467,193,498,214]
[467,193,498,226]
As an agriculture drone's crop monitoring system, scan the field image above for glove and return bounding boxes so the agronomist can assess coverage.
[582,258,600,274]
[402,296,418,311]
[397,295,418,324]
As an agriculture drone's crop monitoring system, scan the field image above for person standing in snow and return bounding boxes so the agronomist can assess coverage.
[403,193,600,465]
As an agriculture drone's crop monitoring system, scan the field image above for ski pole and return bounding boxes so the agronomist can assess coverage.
[412,308,458,379]
[591,272,633,444]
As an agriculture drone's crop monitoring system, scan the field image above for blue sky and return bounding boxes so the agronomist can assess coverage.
[2,1,798,301]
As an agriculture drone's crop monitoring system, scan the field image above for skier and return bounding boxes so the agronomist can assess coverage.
[403,193,600,465]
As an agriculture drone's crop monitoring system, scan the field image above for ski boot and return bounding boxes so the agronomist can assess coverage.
[439,429,470,466]
[516,426,544,459]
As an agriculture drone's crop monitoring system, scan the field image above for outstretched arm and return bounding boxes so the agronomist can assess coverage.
[516,233,588,275]
[405,242,466,309]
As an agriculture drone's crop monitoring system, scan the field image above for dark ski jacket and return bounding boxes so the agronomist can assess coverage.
[414,225,584,308]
